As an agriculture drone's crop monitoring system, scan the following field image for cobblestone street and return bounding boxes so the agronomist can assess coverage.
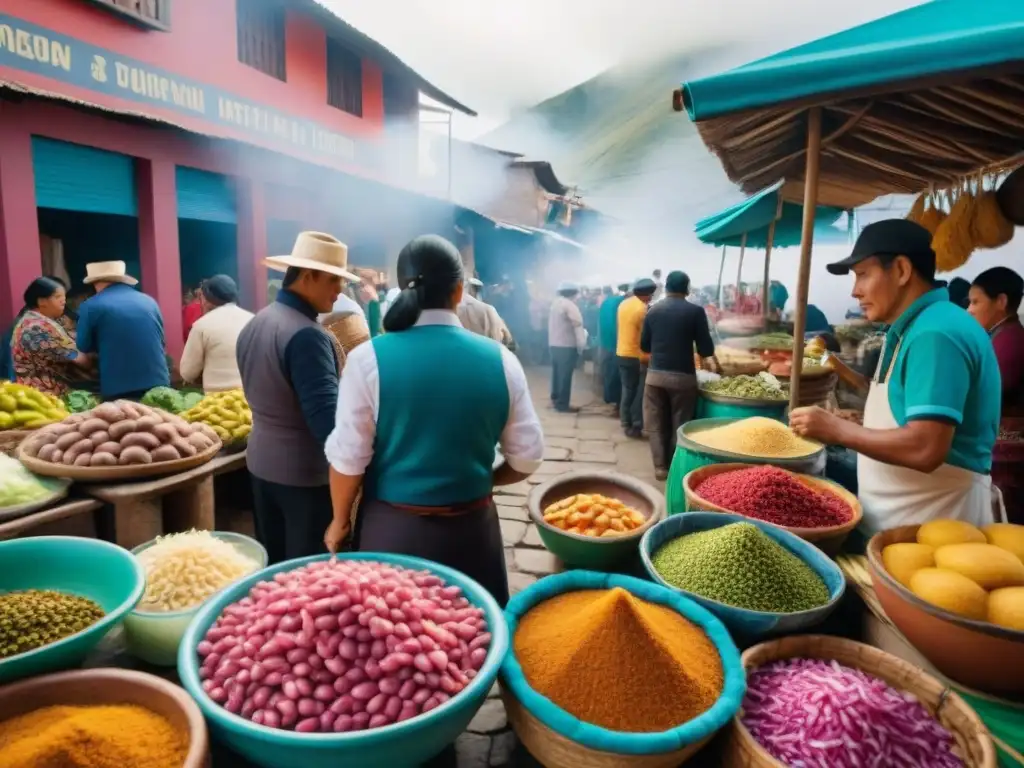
[454,365,661,767]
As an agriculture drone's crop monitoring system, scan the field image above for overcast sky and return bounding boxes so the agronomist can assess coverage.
[324,0,927,138]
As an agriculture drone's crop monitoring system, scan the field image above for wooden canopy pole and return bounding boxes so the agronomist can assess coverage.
[789,107,823,411]
[716,245,727,305]
[762,194,784,322]
[736,232,747,309]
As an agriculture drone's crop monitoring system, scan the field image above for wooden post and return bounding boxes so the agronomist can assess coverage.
[736,232,747,310]
[789,107,823,411]
[716,245,727,305]
[762,194,784,322]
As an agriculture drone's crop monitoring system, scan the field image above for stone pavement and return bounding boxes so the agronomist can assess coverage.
[455,365,661,767]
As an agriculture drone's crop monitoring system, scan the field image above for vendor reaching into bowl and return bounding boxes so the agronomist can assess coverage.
[789,220,1004,534]
[323,235,544,606]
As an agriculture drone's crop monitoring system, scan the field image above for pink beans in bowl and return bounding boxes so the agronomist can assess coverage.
[195,559,492,734]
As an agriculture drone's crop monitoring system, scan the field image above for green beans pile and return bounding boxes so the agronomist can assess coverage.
[0,589,105,658]
[651,523,829,613]
[702,374,786,400]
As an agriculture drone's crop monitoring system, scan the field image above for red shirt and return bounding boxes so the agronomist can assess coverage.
[183,299,203,343]
[992,317,1024,418]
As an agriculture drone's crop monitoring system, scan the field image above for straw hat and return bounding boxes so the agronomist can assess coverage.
[83,261,138,286]
[264,232,358,281]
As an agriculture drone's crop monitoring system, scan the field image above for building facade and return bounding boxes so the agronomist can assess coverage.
[0,0,472,354]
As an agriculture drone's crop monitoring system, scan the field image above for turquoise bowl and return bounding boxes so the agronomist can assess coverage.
[124,531,268,666]
[0,536,146,684]
[640,512,846,640]
[178,552,510,768]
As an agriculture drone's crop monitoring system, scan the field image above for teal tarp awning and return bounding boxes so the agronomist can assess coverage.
[681,2,1024,121]
[695,182,850,249]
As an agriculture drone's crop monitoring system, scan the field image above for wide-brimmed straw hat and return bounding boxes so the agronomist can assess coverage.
[83,261,138,286]
[264,232,358,281]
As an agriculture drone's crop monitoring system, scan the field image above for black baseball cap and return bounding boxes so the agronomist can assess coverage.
[826,219,935,277]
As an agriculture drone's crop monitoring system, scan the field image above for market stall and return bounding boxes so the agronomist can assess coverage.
[676,0,1024,409]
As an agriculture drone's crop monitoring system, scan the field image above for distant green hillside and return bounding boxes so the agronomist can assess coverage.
[482,48,741,227]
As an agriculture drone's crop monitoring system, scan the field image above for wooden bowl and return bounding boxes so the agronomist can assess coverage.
[867,525,1024,695]
[0,668,209,766]
[723,634,997,767]
[17,436,222,481]
[683,463,861,556]
[528,471,665,569]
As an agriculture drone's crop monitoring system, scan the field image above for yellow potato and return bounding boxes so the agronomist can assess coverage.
[594,513,610,528]
[609,518,627,532]
[628,511,646,526]
[604,507,623,519]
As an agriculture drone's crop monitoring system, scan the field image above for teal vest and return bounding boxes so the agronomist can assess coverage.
[366,324,509,505]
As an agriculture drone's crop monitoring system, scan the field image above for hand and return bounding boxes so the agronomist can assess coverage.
[789,406,846,445]
[323,517,350,555]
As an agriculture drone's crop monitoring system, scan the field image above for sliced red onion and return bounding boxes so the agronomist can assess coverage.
[741,658,964,768]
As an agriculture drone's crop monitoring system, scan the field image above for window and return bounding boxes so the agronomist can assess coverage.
[236,0,286,81]
[327,39,363,117]
[86,0,171,30]
[383,73,419,122]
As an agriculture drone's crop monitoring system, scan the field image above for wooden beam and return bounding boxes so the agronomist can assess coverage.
[789,107,823,410]
[762,194,783,321]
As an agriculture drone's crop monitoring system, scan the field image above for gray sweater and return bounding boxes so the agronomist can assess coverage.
[236,290,339,486]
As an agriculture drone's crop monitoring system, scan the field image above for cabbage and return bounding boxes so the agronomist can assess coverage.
[0,455,59,508]
[141,386,186,413]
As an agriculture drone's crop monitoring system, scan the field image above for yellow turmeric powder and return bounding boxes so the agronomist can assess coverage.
[0,703,187,768]
[513,588,724,732]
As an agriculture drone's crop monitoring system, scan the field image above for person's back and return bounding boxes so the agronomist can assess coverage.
[186,304,254,391]
[237,299,337,486]
[365,323,509,505]
[616,296,645,358]
[643,296,714,374]
[458,293,505,343]
[599,294,624,350]
[77,284,168,398]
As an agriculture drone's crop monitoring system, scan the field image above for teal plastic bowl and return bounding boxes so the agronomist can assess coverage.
[640,512,846,640]
[501,571,745,757]
[124,531,268,666]
[178,552,510,768]
[0,536,146,684]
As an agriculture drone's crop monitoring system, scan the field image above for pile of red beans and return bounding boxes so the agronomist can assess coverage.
[694,465,851,528]
[196,559,491,733]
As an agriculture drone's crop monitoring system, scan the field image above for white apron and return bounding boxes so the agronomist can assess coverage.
[858,335,1006,535]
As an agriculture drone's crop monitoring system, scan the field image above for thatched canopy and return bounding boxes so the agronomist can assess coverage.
[677,2,1024,208]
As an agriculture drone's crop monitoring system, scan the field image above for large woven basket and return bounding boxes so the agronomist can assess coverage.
[722,634,998,767]
[321,311,370,372]
[682,463,862,555]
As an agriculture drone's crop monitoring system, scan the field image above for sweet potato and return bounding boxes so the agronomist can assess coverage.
[73,452,93,467]
[77,418,108,436]
[120,432,161,451]
[93,402,125,423]
[108,420,138,441]
[36,444,58,462]
[118,401,142,420]
[62,438,93,464]
[118,445,153,465]
[88,430,110,448]
[50,449,63,464]
[95,441,123,458]
[187,433,213,452]
[151,444,182,462]
[55,431,83,451]
[44,423,75,437]
[171,438,198,457]
[151,423,179,444]
[90,451,118,467]
[135,415,162,433]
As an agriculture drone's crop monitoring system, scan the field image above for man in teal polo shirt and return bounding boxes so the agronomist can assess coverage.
[790,219,1003,533]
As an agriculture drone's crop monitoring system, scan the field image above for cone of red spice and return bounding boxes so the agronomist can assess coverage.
[694,466,851,529]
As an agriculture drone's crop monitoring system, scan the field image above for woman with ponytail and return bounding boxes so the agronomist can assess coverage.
[10,277,92,396]
[323,235,544,606]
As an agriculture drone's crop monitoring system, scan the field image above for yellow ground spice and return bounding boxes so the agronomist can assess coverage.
[513,588,724,732]
[690,416,820,458]
[0,703,187,768]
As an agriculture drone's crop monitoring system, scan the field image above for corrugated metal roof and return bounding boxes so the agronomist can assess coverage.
[301,0,476,116]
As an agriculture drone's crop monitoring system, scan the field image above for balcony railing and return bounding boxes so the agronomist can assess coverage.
[85,0,171,31]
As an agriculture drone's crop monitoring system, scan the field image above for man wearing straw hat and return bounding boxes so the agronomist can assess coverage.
[76,260,170,400]
[236,232,359,564]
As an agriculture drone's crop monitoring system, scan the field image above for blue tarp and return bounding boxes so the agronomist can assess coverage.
[682,1,1024,121]
[695,181,850,248]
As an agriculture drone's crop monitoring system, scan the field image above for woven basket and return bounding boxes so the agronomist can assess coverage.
[0,430,32,457]
[682,463,861,555]
[17,437,222,481]
[783,371,838,407]
[722,635,998,767]
[322,312,370,373]
[500,686,710,768]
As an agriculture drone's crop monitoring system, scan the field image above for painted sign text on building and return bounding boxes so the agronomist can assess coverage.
[0,16,369,166]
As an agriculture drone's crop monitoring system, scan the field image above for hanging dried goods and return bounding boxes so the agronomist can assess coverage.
[196,559,492,733]
[19,400,220,467]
